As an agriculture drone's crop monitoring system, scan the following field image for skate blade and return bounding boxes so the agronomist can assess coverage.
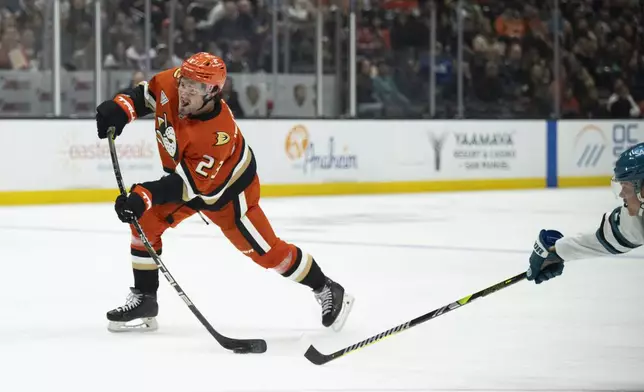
[331,293,354,332]
[108,317,158,333]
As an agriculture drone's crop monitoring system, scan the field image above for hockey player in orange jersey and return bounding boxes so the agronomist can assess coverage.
[95,52,354,333]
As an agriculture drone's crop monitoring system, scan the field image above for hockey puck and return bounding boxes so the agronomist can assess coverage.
[232,341,267,354]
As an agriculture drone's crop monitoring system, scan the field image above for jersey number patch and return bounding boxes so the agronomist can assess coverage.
[196,155,224,179]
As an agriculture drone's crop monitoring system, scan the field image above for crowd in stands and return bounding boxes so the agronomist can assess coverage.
[0,0,642,119]
[356,0,644,119]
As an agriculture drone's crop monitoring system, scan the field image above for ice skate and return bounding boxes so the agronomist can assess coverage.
[107,287,159,332]
[314,277,354,332]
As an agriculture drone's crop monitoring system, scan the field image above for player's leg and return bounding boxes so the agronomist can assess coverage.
[107,203,196,332]
[204,177,354,331]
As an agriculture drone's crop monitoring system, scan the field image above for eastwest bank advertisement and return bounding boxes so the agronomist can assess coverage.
[0,120,164,192]
[557,120,643,177]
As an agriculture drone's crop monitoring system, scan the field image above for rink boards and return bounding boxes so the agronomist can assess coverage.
[0,119,639,205]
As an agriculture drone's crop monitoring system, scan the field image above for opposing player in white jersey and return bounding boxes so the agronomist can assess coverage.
[527,142,644,284]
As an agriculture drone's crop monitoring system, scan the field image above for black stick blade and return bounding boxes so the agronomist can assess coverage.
[304,345,334,365]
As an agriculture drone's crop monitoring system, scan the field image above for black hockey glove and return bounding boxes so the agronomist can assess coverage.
[527,229,564,284]
[114,185,150,223]
[96,99,129,139]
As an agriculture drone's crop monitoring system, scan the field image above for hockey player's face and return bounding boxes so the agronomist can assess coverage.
[617,181,642,216]
[178,77,210,115]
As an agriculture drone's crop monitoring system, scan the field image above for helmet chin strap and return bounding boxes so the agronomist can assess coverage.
[194,84,222,113]
[197,92,216,112]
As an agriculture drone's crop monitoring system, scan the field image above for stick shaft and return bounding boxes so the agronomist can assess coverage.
[305,272,527,364]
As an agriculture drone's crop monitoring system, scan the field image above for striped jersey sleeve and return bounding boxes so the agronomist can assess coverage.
[556,206,644,260]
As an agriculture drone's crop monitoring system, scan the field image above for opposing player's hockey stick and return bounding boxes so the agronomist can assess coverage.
[106,127,267,354]
[304,271,527,365]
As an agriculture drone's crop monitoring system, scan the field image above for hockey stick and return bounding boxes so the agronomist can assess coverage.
[304,271,527,365]
[106,127,267,354]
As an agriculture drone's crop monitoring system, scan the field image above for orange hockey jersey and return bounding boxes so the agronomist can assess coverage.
[114,67,256,211]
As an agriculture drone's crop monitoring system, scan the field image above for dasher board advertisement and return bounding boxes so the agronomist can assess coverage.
[557,120,644,177]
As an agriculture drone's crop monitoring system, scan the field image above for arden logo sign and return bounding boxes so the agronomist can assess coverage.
[284,124,358,174]
[285,124,309,160]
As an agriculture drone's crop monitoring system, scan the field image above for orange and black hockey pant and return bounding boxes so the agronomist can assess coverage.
[128,176,325,293]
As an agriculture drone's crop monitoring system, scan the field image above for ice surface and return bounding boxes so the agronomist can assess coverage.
[0,187,643,392]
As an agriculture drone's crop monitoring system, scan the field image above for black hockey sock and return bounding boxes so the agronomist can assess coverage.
[133,268,159,294]
[299,259,326,292]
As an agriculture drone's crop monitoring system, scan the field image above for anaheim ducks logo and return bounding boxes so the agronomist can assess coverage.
[156,113,179,160]
[214,131,230,146]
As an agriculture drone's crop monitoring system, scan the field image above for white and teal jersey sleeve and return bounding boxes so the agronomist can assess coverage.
[555,206,644,260]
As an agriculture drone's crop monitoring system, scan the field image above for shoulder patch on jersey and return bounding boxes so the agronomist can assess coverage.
[214,132,230,146]
[173,68,181,79]
[160,90,169,106]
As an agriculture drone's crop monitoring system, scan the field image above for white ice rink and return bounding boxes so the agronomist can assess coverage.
[1,187,643,392]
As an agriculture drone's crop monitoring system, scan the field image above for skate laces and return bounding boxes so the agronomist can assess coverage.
[117,291,143,312]
[315,286,333,316]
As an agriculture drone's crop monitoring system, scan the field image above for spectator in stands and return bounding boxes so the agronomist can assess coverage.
[521,63,552,118]
[3,0,644,120]
[222,78,245,117]
[174,16,203,58]
[285,0,317,71]
[212,1,246,53]
[500,42,525,97]
[494,7,525,40]
[626,51,644,103]
[106,10,136,54]
[473,60,504,103]
[125,34,157,70]
[607,78,641,119]
[237,0,258,44]
[65,0,92,62]
[2,0,21,14]
[357,14,386,57]
[0,25,27,70]
[192,0,225,31]
[560,86,580,118]
[153,43,182,69]
[372,61,411,117]
[69,21,95,70]
[225,40,251,72]
[15,0,42,36]
[357,58,382,117]
[20,28,39,70]
[579,87,607,119]
[116,70,147,96]
[104,40,128,69]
